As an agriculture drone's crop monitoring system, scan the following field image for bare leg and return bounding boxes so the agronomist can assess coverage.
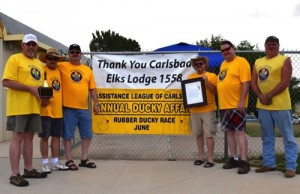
[9,132,24,176]
[40,137,49,159]
[81,138,90,160]
[196,135,204,161]
[63,139,72,161]
[226,130,238,158]
[236,131,248,161]
[206,137,215,163]
[22,132,34,171]
[51,136,60,159]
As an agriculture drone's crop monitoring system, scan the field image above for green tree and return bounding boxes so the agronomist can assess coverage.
[89,30,141,52]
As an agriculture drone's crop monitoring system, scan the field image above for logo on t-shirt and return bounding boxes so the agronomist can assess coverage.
[52,79,61,91]
[31,68,41,80]
[258,68,269,81]
[218,70,227,81]
[71,71,82,82]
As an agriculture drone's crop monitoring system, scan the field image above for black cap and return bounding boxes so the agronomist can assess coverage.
[265,36,279,45]
[68,44,81,51]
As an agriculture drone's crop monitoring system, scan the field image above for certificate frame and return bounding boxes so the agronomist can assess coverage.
[181,77,207,109]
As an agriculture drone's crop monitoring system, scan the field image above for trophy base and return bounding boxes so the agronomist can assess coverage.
[38,87,53,98]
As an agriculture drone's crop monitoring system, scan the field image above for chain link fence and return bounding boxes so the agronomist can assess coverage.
[68,51,300,161]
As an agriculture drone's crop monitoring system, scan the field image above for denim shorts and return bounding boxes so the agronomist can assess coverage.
[38,116,63,138]
[63,107,92,140]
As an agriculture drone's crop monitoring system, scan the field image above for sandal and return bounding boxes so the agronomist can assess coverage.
[65,160,78,171]
[204,162,215,168]
[79,159,97,168]
[194,160,205,165]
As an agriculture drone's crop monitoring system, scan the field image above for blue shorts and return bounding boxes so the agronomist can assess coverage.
[62,107,93,140]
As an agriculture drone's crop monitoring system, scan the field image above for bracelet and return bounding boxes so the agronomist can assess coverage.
[267,93,272,99]
[258,94,263,99]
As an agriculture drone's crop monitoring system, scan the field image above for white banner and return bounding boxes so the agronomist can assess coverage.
[92,53,198,89]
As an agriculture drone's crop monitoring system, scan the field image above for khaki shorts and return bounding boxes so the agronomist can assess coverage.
[190,111,217,137]
[6,114,42,133]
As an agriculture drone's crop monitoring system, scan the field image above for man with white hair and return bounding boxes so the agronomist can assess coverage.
[2,34,47,187]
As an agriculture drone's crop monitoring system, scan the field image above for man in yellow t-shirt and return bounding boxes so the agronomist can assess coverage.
[2,34,47,187]
[38,48,69,173]
[188,56,217,168]
[217,40,251,174]
[57,44,99,170]
[251,36,298,178]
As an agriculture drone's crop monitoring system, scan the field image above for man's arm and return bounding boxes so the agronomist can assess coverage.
[89,88,99,114]
[2,79,40,99]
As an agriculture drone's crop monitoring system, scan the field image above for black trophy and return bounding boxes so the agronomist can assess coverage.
[38,72,53,98]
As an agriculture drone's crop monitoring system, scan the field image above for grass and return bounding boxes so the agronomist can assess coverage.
[246,122,300,137]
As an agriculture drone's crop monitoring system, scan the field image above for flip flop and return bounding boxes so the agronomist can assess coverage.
[194,160,205,165]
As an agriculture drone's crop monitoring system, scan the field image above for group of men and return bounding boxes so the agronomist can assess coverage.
[2,34,99,187]
[189,36,298,178]
[2,33,298,187]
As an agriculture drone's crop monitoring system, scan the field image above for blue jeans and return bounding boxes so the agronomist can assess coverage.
[258,109,298,170]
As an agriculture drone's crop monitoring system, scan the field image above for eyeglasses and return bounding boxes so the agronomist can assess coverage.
[46,56,59,61]
[221,47,231,53]
[194,62,204,67]
[25,42,37,47]
[69,51,81,55]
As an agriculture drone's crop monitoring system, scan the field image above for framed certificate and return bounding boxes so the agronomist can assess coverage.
[181,77,207,109]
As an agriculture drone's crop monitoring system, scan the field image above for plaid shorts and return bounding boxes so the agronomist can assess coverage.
[220,109,246,131]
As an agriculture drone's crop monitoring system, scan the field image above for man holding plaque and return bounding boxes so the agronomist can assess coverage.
[217,40,251,174]
[2,34,47,187]
[188,56,218,168]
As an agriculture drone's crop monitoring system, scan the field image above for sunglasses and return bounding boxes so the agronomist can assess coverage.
[46,56,59,61]
[69,51,81,55]
[25,42,37,47]
[194,62,204,67]
[221,47,231,53]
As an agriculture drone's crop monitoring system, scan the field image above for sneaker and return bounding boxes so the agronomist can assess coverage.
[238,160,250,174]
[51,162,69,171]
[255,166,276,173]
[22,168,47,178]
[285,170,296,178]
[42,163,51,174]
[223,157,239,169]
[9,174,29,187]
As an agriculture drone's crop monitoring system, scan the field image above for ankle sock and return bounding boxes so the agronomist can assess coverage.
[51,158,58,164]
[42,158,49,164]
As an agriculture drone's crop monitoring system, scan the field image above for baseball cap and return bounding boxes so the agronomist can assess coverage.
[265,36,279,45]
[22,34,38,44]
[68,44,81,51]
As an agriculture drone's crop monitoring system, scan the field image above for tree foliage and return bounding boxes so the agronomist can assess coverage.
[89,30,141,52]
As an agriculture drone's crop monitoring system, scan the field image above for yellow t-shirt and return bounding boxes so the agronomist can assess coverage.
[2,53,44,116]
[40,66,63,118]
[188,72,217,113]
[217,56,251,109]
[57,62,96,109]
[255,54,291,110]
